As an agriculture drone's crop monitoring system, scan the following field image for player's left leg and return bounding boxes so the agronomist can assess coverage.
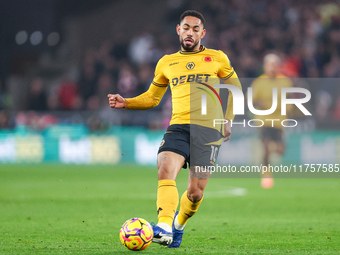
[168,167,210,248]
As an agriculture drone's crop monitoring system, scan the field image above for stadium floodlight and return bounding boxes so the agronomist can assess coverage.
[15,31,28,45]
[30,31,43,46]
[47,32,60,46]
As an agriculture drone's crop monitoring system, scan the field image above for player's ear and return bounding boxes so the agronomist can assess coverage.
[200,28,206,39]
[176,24,180,35]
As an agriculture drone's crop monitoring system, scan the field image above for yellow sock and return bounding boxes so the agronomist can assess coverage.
[177,190,203,226]
[157,180,178,227]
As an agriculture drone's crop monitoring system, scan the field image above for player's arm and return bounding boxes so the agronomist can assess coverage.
[223,118,231,142]
[217,51,242,141]
[107,57,169,110]
[108,84,168,110]
[222,71,242,121]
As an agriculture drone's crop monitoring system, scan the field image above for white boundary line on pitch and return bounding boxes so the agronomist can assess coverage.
[130,187,247,200]
[203,187,247,198]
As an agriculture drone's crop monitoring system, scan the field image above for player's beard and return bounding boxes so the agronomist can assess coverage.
[180,37,199,51]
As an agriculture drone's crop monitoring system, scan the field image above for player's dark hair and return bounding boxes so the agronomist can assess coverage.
[180,10,205,27]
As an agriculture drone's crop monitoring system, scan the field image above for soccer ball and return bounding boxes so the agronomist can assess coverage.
[119,218,153,251]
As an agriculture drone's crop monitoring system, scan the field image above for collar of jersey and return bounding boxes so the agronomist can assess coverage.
[179,45,205,55]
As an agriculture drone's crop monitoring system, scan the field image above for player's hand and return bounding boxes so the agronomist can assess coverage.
[107,94,127,109]
[223,119,231,142]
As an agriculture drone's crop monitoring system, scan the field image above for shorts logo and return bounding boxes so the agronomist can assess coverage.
[186,62,195,70]
[159,140,165,147]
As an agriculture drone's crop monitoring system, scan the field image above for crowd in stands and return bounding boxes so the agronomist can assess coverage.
[1,0,340,130]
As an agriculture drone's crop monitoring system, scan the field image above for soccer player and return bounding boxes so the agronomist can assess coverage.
[250,54,293,189]
[108,10,242,248]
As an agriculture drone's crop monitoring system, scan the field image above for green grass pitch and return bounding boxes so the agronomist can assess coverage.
[0,164,339,254]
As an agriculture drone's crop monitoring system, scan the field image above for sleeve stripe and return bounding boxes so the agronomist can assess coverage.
[221,70,235,80]
[152,81,168,87]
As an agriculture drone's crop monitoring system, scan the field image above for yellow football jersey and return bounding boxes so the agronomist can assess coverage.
[250,74,293,129]
[125,46,242,133]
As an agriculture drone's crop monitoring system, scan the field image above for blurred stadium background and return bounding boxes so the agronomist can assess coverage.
[0,0,340,165]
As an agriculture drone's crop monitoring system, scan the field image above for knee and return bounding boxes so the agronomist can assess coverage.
[157,162,174,180]
[158,166,169,179]
[187,188,203,203]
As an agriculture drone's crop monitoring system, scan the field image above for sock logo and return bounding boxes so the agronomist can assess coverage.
[185,213,192,218]
[157,207,163,215]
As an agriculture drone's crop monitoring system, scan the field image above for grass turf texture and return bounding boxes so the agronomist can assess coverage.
[0,164,339,254]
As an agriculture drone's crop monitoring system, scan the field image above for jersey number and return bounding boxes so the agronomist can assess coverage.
[210,145,219,162]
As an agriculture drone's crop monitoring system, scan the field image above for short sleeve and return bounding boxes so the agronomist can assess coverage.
[152,57,169,87]
[217,51,235,80]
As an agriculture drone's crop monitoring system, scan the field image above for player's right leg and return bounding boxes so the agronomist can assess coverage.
[152,151,184,245]
[152,124,190,245]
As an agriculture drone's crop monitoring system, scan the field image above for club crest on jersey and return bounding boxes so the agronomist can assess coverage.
[186,62,195,70]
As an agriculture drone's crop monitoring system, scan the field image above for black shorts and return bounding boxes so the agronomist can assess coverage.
[158,124,223,168]
[261,127,283,142]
